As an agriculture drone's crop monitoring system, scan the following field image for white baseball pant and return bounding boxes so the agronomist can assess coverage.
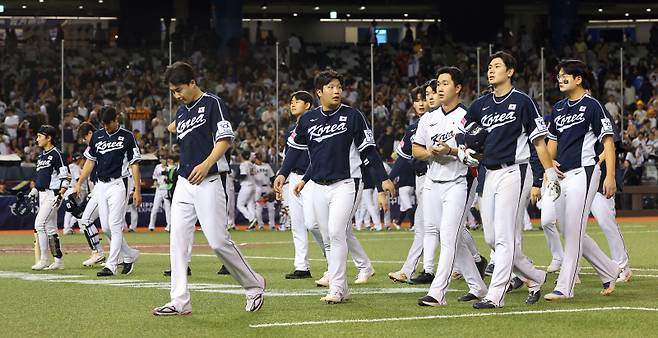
[237,183,256,222]
[34,190,59,261]
[226,175,236,228]
[78,190,103,253]
[590,192,629,269]
[169,174,265,309]
[255,185,275,229]
[148,188,171,230]
[481,164,546,307]
[362,188,382,230]
[538,187,564,265]
[554,166,619,297]
[96,178,138,274]
[288,173,325,271]
[398,175,425,278]
[353,196,369,230]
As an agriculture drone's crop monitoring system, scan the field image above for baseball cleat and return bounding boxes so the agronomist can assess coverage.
[417,295,442,307]
[600,281,615,296]
[457,293,480,302]
[475,255,488,279]
[82,252,106,267]
[121,251,139,275]
[31,260,49,270]
[526,290,541,305]
[44,260,64,270]
[164,267,192,277]
[321,292,348,304]
[315,272,329,287]
[285,270,312,279]
[354,268,375,284]
[410,271,435,285]
[544,290,567,300]
[217,265,231,275]
[97,267,115,277]
[152,304,192,316]
[245,293,265,312]
[473,299,498,309]
[451,271,463,280]
[388,271,408,283]
[506,276,524,293]
[546,260,562,273]
[484,263,495,276]
[616,267,633,283]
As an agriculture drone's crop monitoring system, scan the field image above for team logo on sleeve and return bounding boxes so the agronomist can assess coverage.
[534,117,548,133]
[601,118,613,133]
[217,120,233,134]
[364,129,375,144]
[177,114,207,139]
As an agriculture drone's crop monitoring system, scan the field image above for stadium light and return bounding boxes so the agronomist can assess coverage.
[625,12,629,17]
[22,5,27,9]
[598,8,603,13]
[0,5,3,12]
[39,0,44,3]
[359,6,366,10]
[330,11,337,19]
[647,8,652,12]
[98,0,104,3]
[403,13,408,17]
[346,13,351,17]
[314,6,320,10]
[261,4,267,10]
[293,12,298,17]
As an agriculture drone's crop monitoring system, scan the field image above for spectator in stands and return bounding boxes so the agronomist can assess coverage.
[634,100,647,123]
[3,106,19,149]
[377,125,395,160]
[605,94,622,125]
[624,145,645,185]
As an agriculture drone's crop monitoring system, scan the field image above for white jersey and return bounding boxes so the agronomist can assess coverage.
[239,161,256,186]
[69,163,82,185]
[414,104,469,182]
[253,162,274,186]
[152,163,168,190]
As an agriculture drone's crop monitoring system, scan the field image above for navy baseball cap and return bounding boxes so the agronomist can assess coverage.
[37,125,58,140]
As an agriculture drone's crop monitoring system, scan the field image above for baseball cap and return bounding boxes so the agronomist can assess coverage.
[37,125,58,141]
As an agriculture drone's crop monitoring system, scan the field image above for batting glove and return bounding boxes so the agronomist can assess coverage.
[544,167,561,201]
[457,145,479,167]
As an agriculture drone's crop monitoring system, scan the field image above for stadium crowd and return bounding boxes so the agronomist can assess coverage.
[1,22,658,186]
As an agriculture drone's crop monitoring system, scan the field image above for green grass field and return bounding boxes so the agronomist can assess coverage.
[1,219,657,338]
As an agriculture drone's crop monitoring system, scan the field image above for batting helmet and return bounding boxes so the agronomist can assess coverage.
[64,194,87,219]
[10,191,38,217]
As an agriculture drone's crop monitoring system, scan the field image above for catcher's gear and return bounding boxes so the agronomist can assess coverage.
[64,194,87,219]
[82,223,102,251]
[48,234,63,259]
[10,191,38,216]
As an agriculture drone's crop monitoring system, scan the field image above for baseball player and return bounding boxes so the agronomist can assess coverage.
[388,86,428,283]
[289,69,395,303]
[74,107,141,277]
[126,183,139,232]
[148,155,172,231]
[253,154,276,230]
[153,61,265,315]
[75,122,106,267]
[388,154,416,229]
[226,161,237,230]
[31,125,70,270]
[63,153,85,235]
[360,166,384,231]
[463,51,558,309]
[413,67,488,306]
[238,152,258,229]
[273,90,326,279]
[544,60,619,300]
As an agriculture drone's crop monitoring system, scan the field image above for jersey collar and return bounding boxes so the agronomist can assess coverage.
[185,93,206,111]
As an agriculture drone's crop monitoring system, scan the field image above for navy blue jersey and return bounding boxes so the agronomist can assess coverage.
[547,95,614,173]
[389,156,415,187]
[175,93,233,179]
[361,165,376,189]
[36,147,69,190]
[288,104,375,181]
[396,121,427,176]
[284,123,310,172]
[85,127,140,179]
[464,89,547,167]
[83,145,99,183]
[594,106,623,193]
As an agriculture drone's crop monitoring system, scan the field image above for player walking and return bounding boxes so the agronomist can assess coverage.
[31,125,69,270]
[148,155,172,231]
[74,107,141,277]
[238,152,259,229]
[289,70,395,303]
[544,60,620,300]
[463,52,558,309]
[153,61,265,315]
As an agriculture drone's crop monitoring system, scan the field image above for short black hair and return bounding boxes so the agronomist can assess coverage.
[488,51,517,78]
[423,79,437,93]
[291,91,314,106]
[37,125,57,142]
[314,69,343,91]
[557,59,592,90]
[164,61,196,86]
[100,106,117,125]
[241,151,251,160]
[436,66,464,88]
[78,121,97,138]
[410,86,426,101]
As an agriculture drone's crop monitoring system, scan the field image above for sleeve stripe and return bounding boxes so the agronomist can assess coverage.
[357,142,375,152]
[529,129,548,142]
[207,93,227,121]
[598,130,613,142]
[287,141,307,150]
[395,147,412,160]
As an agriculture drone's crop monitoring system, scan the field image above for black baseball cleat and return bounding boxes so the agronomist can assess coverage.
[417,295,441,307]
[97,267,114,277]
[458,293,479,302]
[121,262,135,275]
[164,267,192,277]
[473,299,498,309]
[476,255,488,279]
[526,290,541,305]
[506,276,524,293]
[484,263,495,276]
[217,265,231,275]
[410,271,435,284]
[285,270,312,279]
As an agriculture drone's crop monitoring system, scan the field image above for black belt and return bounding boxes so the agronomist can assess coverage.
[291,168,305,175]
[98,176,121,182]
[315,178,342,186]
[485,161,516,170]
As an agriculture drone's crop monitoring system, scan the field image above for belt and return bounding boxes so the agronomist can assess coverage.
[484,161,516,170]
[315,178,342,186]
[97,176,121,183]
[291,168,305,175]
